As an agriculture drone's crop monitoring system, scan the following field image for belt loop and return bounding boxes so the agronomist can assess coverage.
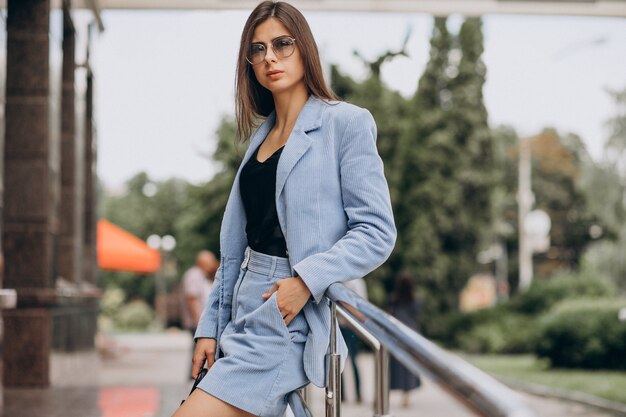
[268,257,277,278]
[242,247,251,270]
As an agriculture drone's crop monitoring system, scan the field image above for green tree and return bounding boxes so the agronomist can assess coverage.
[605,88,626,166]
[582,87,626,292]
[331,17,500,334]
[101,173,191,302]
[174,117,243,269]
[493,129,607,290]
[405,17,497,334]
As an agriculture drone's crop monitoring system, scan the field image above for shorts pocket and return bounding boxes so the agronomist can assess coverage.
[268,292,291,338]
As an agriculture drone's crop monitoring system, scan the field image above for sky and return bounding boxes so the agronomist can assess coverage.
[93,10,626,188]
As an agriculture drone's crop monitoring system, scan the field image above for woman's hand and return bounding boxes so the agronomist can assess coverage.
[262,277,311,326]
[191,337,216,379]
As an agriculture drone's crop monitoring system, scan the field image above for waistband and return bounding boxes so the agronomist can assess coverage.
[241,246,293,277]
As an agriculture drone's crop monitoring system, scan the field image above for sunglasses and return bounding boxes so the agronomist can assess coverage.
[246,36,297,65]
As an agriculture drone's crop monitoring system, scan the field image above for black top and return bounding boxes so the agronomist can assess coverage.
[239,143,288,257]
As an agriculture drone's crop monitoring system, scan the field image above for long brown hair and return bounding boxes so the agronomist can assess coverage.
[235,1,337,142]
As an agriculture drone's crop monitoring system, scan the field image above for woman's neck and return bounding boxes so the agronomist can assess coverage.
[272,84,309,134]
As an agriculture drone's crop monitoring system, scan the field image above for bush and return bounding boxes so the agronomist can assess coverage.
[535,298,626,370]
[509,270,614,315]
[441,271,614,355]
[114,300,156,331]
[454,312,537,354]
[100,288,125,318]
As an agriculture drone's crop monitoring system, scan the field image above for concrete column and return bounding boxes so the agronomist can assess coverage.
[58,6,84,286]
[83,63,97,286]
[2,0,63,387]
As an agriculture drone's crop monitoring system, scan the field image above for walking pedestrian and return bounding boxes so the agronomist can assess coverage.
[180,250,219,378]
[389,273,422,408]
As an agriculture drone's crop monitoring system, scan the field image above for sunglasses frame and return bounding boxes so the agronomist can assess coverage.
[246,36,297,65]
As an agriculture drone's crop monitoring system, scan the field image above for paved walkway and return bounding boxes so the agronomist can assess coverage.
[1,331,621,417]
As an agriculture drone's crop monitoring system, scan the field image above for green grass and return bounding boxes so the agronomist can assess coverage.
[461,354,626,404]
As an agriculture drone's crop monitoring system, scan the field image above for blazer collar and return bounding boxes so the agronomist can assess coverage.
[222,95,328,257]
[276,95,326,197]
[241,94,327,168]
[296,94,326,133]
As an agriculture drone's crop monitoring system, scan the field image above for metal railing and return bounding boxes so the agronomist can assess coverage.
[292,283,539,417]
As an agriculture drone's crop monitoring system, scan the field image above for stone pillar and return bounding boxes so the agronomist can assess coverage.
[83,59,97,286]
[58,6,84,286]
[0,2,7,403]
[2,0,62,387]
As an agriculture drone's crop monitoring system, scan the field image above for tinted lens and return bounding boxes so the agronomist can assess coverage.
[248,44,266,64]
[272,37,295,58]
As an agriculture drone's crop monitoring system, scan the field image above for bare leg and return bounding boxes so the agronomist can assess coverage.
[401,390,410,408]
[172,389,256,417]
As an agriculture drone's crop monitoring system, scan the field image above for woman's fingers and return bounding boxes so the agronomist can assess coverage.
[191,352,204,379]
[191,338,216,379]
[283,313,294,326]
[262,283,279,299]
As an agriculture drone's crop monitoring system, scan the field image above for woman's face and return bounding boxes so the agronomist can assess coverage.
[249,18,305,96]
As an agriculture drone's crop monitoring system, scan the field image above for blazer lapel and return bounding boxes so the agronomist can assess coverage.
[275,96,325,198]
[275,129,312,198]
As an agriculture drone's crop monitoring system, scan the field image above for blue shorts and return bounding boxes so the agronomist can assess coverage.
[198,248,310,417]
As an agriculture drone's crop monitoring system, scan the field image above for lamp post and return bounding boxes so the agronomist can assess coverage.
[518,138,551,291]
[147,234,176,327]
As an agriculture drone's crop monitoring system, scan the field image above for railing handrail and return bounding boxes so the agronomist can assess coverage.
[322,283,539,417]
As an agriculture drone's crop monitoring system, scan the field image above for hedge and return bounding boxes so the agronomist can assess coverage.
[535,298,626,370]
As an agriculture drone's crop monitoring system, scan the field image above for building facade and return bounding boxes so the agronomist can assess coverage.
[1,0,100,388]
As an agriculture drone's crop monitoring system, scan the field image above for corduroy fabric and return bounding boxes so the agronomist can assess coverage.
[197,248,308,417]
[195,96,397,388]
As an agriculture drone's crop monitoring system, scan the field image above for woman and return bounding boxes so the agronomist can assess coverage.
[389,273,422,408]
[173,2,396,417]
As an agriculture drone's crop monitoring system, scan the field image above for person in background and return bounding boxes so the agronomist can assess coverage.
[340,278,367,403]
[389,273,422,408]
[181,250,219,377]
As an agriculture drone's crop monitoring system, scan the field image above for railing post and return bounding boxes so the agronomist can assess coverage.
[326,301,341,417]
[374,345,391,417]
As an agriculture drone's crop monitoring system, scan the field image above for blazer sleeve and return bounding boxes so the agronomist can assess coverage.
[193,264,222,339]
[293,108,397,304]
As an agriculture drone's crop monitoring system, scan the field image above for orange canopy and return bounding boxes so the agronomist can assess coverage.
[97,219,161,274]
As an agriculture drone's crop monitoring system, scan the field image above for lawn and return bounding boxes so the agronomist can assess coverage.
[461,354,626,404]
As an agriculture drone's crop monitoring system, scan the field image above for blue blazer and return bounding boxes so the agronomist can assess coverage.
[195,95,397,387]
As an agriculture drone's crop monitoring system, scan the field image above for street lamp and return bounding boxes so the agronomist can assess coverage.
[518,138,551,291]
[147,234,177,327]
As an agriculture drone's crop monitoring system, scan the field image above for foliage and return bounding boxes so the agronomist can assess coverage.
[583,233,626,294]
[174,117,241,269]
[581,87,626,293]
[508,268,614,315]
[98,288,157,331]
[443,271,615,355]
[100,287,125,317]
[103,173,190,240]
[101,173,191,302]
[491,129,606,291]
[605,87,626,165]
[535,298,626,370]
[332,17,499,336]
[113,299,157,331]
[455,312,536,354]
